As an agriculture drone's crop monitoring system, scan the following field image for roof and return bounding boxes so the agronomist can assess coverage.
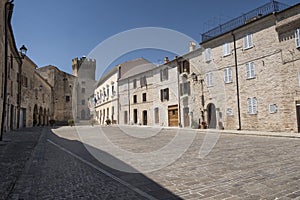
[119,58,156,80]
[201,1,289,43]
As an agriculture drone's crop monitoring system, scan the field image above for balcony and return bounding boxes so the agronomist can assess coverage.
[201,1,289,43]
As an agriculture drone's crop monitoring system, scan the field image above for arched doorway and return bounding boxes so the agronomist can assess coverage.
[207,103,216,129]
[33,105,38,126]
[81,109,86,120]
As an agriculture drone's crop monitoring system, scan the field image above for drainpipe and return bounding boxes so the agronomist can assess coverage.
[177,59,182,127]
[127,79,130,125]
[231,32,241,130]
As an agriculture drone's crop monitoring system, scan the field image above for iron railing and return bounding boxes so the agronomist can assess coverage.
[201,1,289,43]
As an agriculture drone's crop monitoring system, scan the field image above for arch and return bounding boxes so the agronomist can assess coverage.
[33,104,38,126]
[81,109,86,120]
[39,107,43,126]
[207,103,216,129]
[43,108,47,126]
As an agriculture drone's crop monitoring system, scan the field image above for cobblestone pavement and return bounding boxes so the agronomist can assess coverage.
[1,126,300,199]
[0,128,42,200]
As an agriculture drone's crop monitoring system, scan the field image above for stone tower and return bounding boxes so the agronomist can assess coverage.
[72,56,96,121]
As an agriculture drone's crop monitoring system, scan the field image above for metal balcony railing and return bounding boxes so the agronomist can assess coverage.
[201,1,289,43]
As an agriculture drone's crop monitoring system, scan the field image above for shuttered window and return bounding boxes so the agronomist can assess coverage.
[205,72,213,87]
[205,48,212,62]
[246,62,255,79]
[224,68,232,83]
[296,28,300,48]
[247,97,257,114]
[223,42,231,56]
[244,33,253,49]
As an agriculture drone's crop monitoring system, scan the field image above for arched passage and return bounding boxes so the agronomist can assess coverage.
[33,104,38,126]
[207,103,216,129]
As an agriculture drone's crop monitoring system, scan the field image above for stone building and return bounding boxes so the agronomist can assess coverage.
[37,65,76,125]
[118,58,156,125]
[72,57,96,121]
[152,57,180,127]
[20,56,52,127]
[94,66,118,125]
[0,0,23,133]
[195,1,300,132]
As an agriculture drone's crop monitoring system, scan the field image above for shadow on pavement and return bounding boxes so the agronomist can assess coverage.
[47,127,182,200]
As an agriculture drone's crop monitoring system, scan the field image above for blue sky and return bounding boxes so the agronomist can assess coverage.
[12,0,300,77]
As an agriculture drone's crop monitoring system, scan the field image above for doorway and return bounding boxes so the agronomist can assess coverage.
[168,105,178,127]
[296,103,300,132]
[142,110,147,125]
[207,103,216,129]
[133,109,138,124]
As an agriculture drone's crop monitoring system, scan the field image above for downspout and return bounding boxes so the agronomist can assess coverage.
[127,79,130,125]
[231,32,241,130]
[177,60,182,127]
[1,0,14,141]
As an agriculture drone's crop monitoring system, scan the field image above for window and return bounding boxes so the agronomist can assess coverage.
[224,68,233,83]
[106,86,109,97]
[81,88,85,93]
[133,95,137,104]
[246,62,255,79]
[296,28,300,48]
[154,107,159,124]
[179,60,190,74]
[247,97,257,114]
[111,85,116,96]
[205,48,212,62]
[81,99,85,105]
[269,104,277,114]
[81,81,86,86]
[140,76,147,87]
[133,79,137,89]
[30,79,33,89]
[142,93,146,102]
[180,82,190,96]
[123,96,128,105]
[11,81,13,96]
[66,96,70,102]
[160,68,168,81]
[205,72,213,87]
[160,88,169,101]
[244,33,253,49]
[223,42,231,56]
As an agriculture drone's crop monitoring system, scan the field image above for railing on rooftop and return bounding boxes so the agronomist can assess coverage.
[201,1,289,43]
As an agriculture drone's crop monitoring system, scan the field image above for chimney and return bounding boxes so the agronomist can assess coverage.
[164,57,169,63]
[189,41,196,52]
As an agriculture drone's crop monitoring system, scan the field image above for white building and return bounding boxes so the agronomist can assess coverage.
[94,67,118,124]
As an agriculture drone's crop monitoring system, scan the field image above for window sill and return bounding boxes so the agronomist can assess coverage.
[243,46,253,50]
[224,81,233,84]
[223,54,231,57]
[246,77,256,80]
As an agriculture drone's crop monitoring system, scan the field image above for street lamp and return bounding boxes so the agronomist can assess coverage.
[191,72,198,82]
[19,45,27,59]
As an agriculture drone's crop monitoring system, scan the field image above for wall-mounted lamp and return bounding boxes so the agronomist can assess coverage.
[191,72,198,82]
[19,45,27,59]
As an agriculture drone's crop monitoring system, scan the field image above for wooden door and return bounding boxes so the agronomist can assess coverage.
[168,105,178,127]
